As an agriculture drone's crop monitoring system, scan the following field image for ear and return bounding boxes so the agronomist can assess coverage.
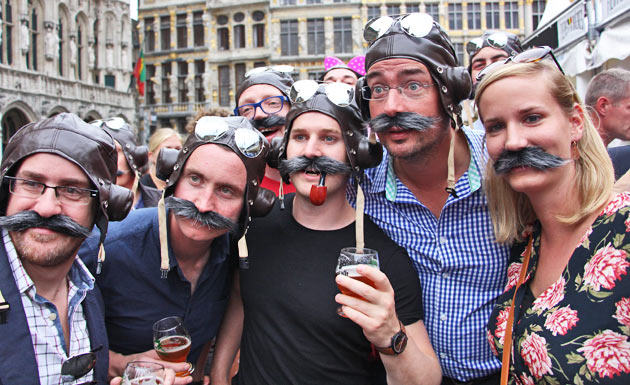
[569,103,585,142]
[595,96,610,117]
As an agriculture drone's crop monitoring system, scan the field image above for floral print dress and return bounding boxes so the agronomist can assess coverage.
[487,192,630,384]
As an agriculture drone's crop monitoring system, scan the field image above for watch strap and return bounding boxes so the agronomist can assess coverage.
[374,321,407,355]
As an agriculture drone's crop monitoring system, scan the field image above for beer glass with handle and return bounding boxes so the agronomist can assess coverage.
[122,361,166,385]
[152,316,194,377]
[335,247,380,316]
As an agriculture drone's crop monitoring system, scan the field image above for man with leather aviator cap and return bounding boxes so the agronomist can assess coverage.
[0,113,133,384]
[234,66,296,196]
[210,82,442,385]
[79,116,275,384]
[354,13,510,385]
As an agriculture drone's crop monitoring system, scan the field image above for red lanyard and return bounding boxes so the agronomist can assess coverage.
[500,235,533,385]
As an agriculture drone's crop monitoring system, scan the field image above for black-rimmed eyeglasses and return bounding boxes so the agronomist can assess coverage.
[4,176,98,206]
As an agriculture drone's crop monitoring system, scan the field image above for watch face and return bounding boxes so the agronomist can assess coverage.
[393,331,408,354]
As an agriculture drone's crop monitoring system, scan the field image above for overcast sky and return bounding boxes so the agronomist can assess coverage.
[130,0,138,20]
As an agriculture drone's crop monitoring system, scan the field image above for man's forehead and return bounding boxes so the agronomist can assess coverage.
[238,84,285,104]
[367,58,431,79]
[16,152,89,182]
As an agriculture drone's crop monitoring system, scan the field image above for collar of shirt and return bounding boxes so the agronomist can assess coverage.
[364,127,485,201]
[4,228,95,299]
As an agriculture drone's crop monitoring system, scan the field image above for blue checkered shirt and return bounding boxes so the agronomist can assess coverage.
[352,127,509,381]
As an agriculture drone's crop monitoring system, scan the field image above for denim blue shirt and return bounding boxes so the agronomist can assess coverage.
[79,207,233,364]
[353,127,509,381]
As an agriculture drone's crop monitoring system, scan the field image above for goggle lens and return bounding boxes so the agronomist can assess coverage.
[195,116,265,159]
[245,65,295,78]
[90,117,126,130]
[363,13,434,43]
[289,80,354,107]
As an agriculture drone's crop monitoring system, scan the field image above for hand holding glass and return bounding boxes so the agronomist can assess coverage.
[152,316,194,377]
[335,247,380,316]
[122,361,165,385]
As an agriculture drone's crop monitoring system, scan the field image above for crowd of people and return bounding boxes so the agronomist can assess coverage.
[1,11,630,385]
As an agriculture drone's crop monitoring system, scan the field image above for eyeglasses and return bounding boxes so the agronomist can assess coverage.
[364,13,435,43]
[361,81,436,101]
[244,65,295,78]
[289,80,355,107]
[466,32,510,56]
[195,116,266,158]
[234,95,289,119]
[90,117,127,130]
[60,345,102,383]
[5,176,98,206]
[476,46,564,82]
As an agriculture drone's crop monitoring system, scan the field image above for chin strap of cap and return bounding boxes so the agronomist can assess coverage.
[96,243,106,274]
[238,233,249,269]
[158,193,170,278]
[445,114,462,198]
[131,171,140,201]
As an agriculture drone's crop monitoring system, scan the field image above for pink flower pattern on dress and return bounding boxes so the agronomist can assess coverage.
[602,192,630,216]
[625,217,630,233]
[578,227,593,247]
[544,305,579,336]
[495,308,510,344]
[614,297,630,328]
[518,373,535,385]
[533,276,566,311]
[487,329,499,356]
[504,262,522,293]
[583,244,629,291]
[577,330,630,379]
[520,332,553,379]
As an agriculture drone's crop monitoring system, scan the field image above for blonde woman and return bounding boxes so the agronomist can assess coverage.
[476,49,630,384]
[140,128,183,190]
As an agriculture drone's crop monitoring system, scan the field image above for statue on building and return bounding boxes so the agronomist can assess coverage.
[106,43,114,69]
[121,43,129,70]
[170,73,178,100]
[44,24,59,60]
[20,20,30,54]
[186,73,195,100]
[88,41,96,68]
[202,69,212,97]
[151,77,161,100]
[69,36,78,67]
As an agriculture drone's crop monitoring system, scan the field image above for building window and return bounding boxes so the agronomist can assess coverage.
[218,27,229,50]
[425,3,439,22]
[280,0,296,4]
[234,25,245,49]
[29,8,39,71]
[178,61,188,103]
[218,65,230,106]
[448,4,462,30]
[486,2,500,29]
[176,14,187,49]
[162,62,171,103]
[333,0,349,3]
[386,4,400,16]
[77,27,83,79]
[146,64,156,104]
[234,63,246,93]
[467,3,481,29]
[367,6,380,20]
[333,17,352,54]
[280,20,298,56]
[144,17,155,52]
[160,16,171,51]
[454,43,464,65]
[2,0,13,65]
[532,0,546,30]
[406,4,420,13]
[307,18,324,55]
[306,0,322,3]
[308,71,325,80]
[195,60,205,102]
[58,16,64,76]
[504,1,519,29]
[193,12,204,47]
[254,61,266,68]
[104,74,115,88]
[253,24,265,47]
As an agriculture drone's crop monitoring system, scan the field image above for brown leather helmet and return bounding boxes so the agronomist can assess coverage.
[272,81,382,183]
[234,67,294,106]
[157,116,275,238]
[358,13,472,122]
[0,113,133,251]
[90,117,149,173]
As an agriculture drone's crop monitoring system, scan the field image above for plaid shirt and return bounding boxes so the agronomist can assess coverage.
[353,127,510,381]
[5,230,95,385]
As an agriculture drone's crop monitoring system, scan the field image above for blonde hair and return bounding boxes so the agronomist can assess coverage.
[475,60,614,243]
[148,128,182,153]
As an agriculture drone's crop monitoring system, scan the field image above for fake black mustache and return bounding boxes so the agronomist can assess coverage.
[278,156,352,179]
[368,112,437,133]
[165,196,237,232]
[251,115,286,130]
[0,210,92,238]
[493,146,568,175]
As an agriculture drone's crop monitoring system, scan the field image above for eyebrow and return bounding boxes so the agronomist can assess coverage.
[291,127,341,135]
[17,170,91,187]
[367,67,429,81]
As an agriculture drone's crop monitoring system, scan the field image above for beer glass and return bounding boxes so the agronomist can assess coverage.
[335,247,380,316]
[152,316,193,377]
[122,361,165,385]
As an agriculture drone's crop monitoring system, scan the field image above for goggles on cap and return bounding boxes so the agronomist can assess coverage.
[244,65,295,78]
[234,95,289,119]
[90,117,127,130]
[466,32,510,56]
[364,13,435,44]
[289,80,355,107]
[476,46,564,82]
[195,116,266,158]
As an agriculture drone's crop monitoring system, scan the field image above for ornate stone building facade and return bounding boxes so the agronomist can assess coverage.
[0,0,135,151]
[138,0,547,133]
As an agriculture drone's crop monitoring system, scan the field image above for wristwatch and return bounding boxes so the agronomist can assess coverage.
[374,321,408,355]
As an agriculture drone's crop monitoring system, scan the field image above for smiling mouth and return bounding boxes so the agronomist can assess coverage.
[304,168,320,177]
[258,126,280,137]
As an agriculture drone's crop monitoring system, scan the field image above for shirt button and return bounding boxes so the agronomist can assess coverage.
[440,313,447,321]
[442,272,450,279]
[48,313,57,321]
[439,236,447,244]
[440,352,447,359]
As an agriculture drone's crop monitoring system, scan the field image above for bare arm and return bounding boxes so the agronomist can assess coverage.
[336,265,442,385]
[210,271,244,385]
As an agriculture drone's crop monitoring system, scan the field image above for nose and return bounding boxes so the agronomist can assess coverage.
[382,88,406,116]
[31,187,63,218]
[303,137,323,159]
[254,106,268,120]
[504,123,528,152]
[193,189,217,213]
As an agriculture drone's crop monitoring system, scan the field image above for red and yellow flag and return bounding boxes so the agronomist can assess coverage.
[133,50,145,96]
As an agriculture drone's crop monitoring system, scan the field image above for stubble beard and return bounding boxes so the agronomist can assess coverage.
[10,230,84,267]
[388,121,450,162]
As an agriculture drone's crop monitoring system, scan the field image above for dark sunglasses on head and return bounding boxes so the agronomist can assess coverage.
[60,345,102,383]
[476,46,564,82]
